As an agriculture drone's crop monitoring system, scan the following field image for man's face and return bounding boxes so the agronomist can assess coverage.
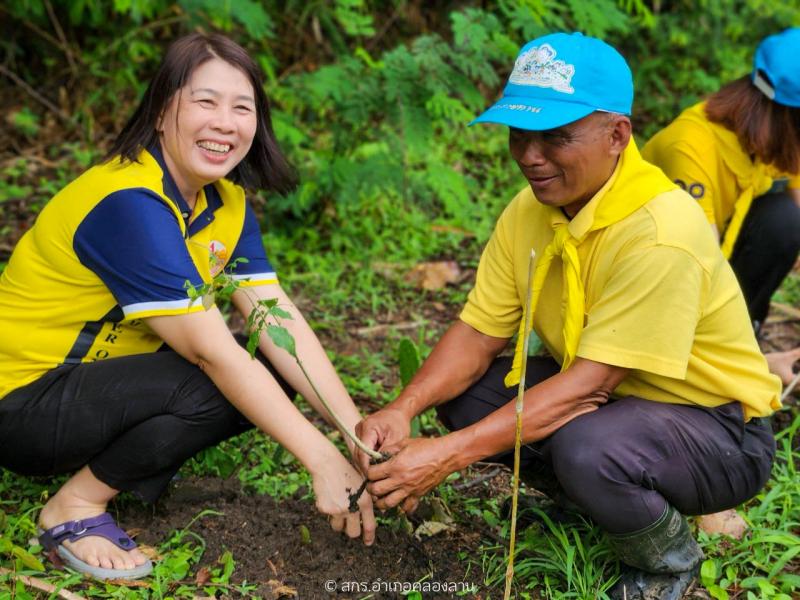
[508,112,626,216]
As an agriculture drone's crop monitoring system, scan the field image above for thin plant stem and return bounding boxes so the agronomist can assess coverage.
[241,289,383,461]
[781,370,800,402]
[503,249,536,600]
[296,355,383,460]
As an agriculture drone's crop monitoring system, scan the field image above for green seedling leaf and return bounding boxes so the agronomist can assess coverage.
[707,584,730,600]
[258,298,279,309]
[12,546,45,571]
[267,324,296,357]
[214,550,235,583]
[299,524,311,544]
[700,559,717,586]
[268,306,292,320]
[246,331,260,358]
[398,337,420,387]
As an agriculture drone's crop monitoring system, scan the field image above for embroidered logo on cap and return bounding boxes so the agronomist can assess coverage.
[508,43,575,94]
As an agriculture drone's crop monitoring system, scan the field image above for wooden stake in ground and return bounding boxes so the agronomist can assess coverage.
[503,249,536,600]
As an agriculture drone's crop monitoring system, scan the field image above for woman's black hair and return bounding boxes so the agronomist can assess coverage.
[105,32,297,194]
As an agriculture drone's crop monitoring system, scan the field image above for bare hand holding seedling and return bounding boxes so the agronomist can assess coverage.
[354,407,411,476]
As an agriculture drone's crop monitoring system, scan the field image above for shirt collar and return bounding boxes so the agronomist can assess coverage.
[147,143,224,235]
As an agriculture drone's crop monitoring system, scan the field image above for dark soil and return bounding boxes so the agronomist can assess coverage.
[120,476,492,599]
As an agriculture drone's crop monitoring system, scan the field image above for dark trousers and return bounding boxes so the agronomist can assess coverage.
[437,357,775,535]
[729,190,800,327]
[0,338,292,502]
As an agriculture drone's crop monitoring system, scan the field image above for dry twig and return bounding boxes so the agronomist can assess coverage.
[0,65,72,125]
[0,567,86,600]
[44,0,79,76]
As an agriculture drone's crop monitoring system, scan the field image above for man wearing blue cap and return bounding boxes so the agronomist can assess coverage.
[355,33,780,599]
[644,27,800,387]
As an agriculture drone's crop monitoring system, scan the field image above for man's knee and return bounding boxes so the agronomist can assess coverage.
[549,415,615,486]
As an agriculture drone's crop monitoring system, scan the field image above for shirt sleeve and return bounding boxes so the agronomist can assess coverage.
[656,145,717,226]
[73,189,205,319]
[459,202,521,338]
[577,244,705,379]
[226,202,278,287]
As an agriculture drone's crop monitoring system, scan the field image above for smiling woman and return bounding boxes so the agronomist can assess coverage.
[0,33,375,581]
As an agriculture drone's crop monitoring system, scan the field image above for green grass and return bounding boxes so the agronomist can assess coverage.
[772,272,800,307]
[477,414,800,599]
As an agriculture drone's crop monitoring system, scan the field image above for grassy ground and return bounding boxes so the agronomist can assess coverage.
[1,219,798,598]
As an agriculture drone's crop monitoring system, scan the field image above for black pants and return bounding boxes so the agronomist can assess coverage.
[0,338,292,503]
[437,357,775,535]
[729,190,800,327]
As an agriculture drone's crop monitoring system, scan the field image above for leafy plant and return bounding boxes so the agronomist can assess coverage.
[185,263,383,462]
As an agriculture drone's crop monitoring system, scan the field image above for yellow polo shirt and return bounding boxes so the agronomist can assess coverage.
[461,181,781,420]
[642,102,800,238]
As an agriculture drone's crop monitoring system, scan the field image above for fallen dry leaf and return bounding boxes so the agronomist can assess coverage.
[696,509,747,539]
[267,579,298,598]
[413,520,454,540]
[266,557,278,577]
[194,566,212,585]
[404,261,461,291]
[137,544,163,561]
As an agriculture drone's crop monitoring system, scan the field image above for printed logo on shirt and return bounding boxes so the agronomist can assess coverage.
[688,183,705,199]
[208,240,228,276]
[674,179,705,200]
[509,43,575,94]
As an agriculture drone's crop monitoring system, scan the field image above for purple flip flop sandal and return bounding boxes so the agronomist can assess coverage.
[38,513,153,580]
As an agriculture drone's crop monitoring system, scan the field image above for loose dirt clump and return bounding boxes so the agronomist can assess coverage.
[121,477,486,599]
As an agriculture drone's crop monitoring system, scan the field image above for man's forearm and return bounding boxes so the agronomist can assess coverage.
[388,320,509,419]
[444,358,628,471]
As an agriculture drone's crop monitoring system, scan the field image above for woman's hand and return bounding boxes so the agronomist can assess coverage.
[765,347,800,386]
[353,407,412,476]
[310,450,376,546]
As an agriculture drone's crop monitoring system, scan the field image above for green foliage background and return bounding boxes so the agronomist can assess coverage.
[1,1,800,598]
[3,0,799,260]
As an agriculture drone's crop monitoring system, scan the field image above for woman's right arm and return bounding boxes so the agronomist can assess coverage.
[146,308,375,544]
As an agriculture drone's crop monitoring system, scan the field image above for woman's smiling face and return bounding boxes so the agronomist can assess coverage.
[159,57,258,205]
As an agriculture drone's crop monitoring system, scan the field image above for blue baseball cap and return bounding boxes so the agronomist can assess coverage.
[472,32,633,130]
[752,28,800,108]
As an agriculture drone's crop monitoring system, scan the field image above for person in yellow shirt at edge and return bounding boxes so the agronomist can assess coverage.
[352,33,781,600]
[643,28,800,387]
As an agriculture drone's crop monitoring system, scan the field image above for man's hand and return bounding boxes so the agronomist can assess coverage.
[765,347,800,386]
[365,436,456,513]
[354,407,411,475]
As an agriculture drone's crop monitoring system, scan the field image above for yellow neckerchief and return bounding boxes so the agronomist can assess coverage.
[680,103,773,258]
[505,139,677,387]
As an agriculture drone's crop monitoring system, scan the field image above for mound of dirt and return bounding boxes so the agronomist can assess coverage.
[121,477,486,599]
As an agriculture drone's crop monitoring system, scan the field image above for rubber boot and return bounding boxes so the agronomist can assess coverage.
[607,505,704,600]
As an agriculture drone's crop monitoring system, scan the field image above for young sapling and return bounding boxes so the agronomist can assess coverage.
[186,260,385,509]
